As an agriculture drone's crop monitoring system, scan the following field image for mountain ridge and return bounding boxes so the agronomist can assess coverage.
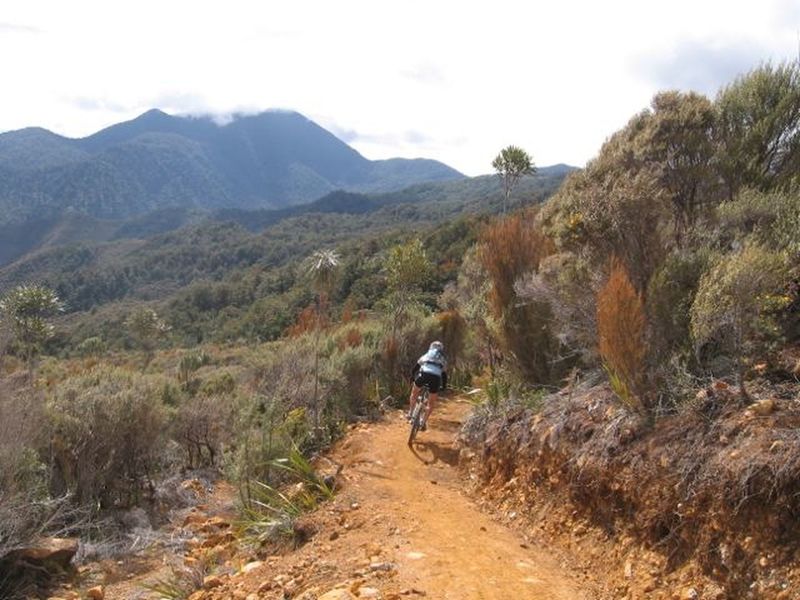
[0,109,464,221]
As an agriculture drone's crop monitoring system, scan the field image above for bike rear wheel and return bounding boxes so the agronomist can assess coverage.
[408,410,421,446]
[407,389,428,446]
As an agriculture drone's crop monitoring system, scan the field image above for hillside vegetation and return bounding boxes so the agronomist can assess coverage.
[0,163,566,268]
[1,61,799,599]
[0,167,567,351]
[456,61,800,598]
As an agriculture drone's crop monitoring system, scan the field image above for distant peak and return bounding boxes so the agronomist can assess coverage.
[0,125,66,141]
[136,108,172,120]
[12,126,53,135]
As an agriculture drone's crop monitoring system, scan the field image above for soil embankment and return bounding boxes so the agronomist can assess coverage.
[463,380,800,599]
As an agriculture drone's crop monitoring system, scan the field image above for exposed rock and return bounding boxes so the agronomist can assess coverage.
[183,511,207,527]
[682,587,698,600]
[181,479,207,495]
[241,560,263,574]
[318,589,357,600]
[199,516,231,532]
[16,537,79,566]
[201,532,235,548]
[284,578,300,595]
[86,585,104,600]
[752,398,776,416]
[293,518,318,544]
[185,555,200,567]
[296,587,324,600]
[203,575,224,589]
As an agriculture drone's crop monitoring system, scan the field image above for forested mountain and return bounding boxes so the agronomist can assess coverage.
[0,109,463,223]
[0,165,571,267]
[0,162,570,348]
[214,165,573,231]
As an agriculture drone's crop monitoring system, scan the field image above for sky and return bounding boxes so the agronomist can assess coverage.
[0,0,798,176]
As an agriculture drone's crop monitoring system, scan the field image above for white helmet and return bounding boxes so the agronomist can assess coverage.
[430,340,444,352]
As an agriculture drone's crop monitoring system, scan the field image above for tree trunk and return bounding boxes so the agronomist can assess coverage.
[734,318,751,403]
[314,312,321,433]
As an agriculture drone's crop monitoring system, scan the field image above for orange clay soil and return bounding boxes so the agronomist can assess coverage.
[322,397,601,599]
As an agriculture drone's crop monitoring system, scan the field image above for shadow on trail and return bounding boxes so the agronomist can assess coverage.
[409,438,460,467]
[434,418,462,434]
[353,467,395,481]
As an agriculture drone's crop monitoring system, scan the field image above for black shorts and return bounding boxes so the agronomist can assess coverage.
[414,370,441,394]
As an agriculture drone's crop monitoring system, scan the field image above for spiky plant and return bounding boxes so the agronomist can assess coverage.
[308,250,340,435]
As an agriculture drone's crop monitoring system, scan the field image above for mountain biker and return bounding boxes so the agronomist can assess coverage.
[407,341,447,430]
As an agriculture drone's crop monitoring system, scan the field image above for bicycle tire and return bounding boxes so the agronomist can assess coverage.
[408,411,421,446]
[407,388,429,446]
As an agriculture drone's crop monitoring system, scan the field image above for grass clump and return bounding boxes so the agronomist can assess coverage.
[238,447,334,548]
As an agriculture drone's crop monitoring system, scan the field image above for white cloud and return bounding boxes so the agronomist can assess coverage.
[632,37,775,96]
[401,63,447,85]
[0,22,40,34]
[0,0,796,175]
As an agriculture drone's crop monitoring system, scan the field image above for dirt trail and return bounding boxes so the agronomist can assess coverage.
[333,397,600,599]
[56,397,603,599]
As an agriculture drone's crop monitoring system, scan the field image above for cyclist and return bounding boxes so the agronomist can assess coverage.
[407,341,447,430]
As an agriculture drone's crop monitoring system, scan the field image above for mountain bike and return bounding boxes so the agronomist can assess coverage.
[407,384,430,446]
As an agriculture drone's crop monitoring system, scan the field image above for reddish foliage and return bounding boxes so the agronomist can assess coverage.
[344,327,362,348]
[341,300,355,324]
[597,258,647,406]
[437,310,467,369]
[479,213,555,318]
[478,213,559,382]
[337,327,363,351]
[286,305,319,338]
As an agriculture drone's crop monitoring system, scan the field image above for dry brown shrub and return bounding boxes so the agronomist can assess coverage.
[285,305,319,338]
[479,213,555,318]
[597,258,648,412]
[479,213,561,382]
[379,318,440,400]
[340,299,355,324]
[435,310,471,386]
[174,394,235,468]
[344,327,362,348]
[437,310,467,365]
[336,327,363,352]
